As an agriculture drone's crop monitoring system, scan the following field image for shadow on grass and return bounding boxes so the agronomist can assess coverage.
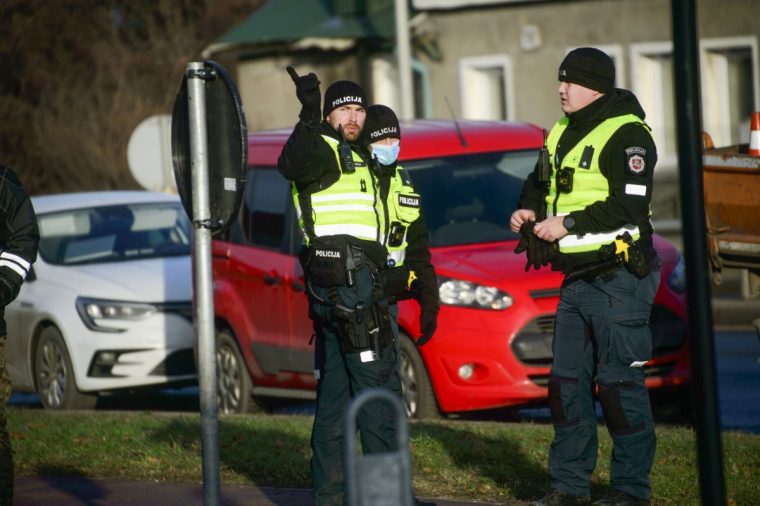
[146,415,313,504]
[146,414,553,503]
[411,421,550,502]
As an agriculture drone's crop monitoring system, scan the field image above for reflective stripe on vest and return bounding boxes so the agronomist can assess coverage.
[546,114,648,254]
[292,136,381,245]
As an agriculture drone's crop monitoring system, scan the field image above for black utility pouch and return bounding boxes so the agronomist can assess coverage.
[624,242,650,279]
[307,237,348,287]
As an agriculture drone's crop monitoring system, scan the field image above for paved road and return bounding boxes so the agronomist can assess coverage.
[15,476,512,506]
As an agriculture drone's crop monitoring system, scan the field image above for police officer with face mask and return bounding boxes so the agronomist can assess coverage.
[510,48,659,506]
[363,104,438,348]
[278,69,436,506]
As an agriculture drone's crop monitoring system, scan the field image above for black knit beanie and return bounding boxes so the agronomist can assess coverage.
[558,47,615,93]
[322,80,367,118]
[363,104,401,144]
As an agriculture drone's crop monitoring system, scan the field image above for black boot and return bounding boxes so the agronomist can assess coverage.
[530,489,591,506]
[592,489,650,506]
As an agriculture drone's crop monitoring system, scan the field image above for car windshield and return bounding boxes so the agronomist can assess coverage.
[37,201,191,265]
[404,149,538,247]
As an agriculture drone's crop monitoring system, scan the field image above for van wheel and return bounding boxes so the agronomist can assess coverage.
[398,333,439,419]
[35,326,97,410]
[215,329,264,414]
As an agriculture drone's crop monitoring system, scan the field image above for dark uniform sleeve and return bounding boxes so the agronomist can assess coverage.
[277,121,340,190]
[517,168,546,217]
[570,123,657,234]
[404,216,439,315]
[0,166,39,307]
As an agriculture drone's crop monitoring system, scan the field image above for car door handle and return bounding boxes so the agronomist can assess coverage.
[264,272,281,286]
[292,279,305,292]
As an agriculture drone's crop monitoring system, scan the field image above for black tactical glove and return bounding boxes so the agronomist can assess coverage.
[287,66,321,125]
[514,221,556,271]
[417,310,437,346]
[0,277,17,308]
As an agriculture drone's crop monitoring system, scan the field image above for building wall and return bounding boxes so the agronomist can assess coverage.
[413,0,760,226]
[220,0,760,231]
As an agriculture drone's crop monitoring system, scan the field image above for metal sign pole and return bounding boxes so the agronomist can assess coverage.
[395,0,414,120]
[186,61,221,506]
[670,1,726,504]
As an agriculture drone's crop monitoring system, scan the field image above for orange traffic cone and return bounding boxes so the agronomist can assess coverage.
[750,111,760,156]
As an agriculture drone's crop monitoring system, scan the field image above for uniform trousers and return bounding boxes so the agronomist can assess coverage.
[309,264,402,506]
[548,267,660,500]
[0,335,13,505]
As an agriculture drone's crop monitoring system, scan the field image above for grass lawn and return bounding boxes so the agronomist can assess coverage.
[9,408,760,505]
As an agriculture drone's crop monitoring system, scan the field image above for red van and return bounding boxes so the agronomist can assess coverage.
[210,119,690,418]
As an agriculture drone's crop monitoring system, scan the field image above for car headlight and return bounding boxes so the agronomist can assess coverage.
[668,254,686,293]
[76,297,157,333]
[438,277,513,310]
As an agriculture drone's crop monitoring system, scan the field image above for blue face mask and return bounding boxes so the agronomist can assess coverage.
[371,142,400,166]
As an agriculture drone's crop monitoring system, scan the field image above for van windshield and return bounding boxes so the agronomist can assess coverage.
[404,150,538,247]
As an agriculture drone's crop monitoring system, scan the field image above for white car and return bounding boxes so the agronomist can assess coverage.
[6,191,195,409]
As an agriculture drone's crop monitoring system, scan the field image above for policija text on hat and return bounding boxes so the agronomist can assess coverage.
[277,67,438,506]
[510,48,661,506]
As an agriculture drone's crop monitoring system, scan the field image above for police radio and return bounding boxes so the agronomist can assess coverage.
[536,128,551,183]
[337,125,356,174]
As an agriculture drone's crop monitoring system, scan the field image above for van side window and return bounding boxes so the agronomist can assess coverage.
[237,167,289,249]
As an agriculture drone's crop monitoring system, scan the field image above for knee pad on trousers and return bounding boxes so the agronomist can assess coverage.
[598,381,643,435]
[548,375,579,428]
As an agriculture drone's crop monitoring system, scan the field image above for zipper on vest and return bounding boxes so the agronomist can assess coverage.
[380,175,391,248]
[369,170,382,243]
[360,179,367,192]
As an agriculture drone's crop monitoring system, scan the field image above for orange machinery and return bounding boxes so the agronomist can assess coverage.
[702,132,760,299]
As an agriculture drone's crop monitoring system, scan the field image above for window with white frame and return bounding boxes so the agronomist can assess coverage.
[370,56,431,118]
[631,38,759,169]
[700,37,759,147]
[630,42,677,170]
[459,55,514,121]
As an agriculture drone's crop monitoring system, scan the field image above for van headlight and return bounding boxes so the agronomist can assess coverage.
[668,254,686,293]
[76,297,157,332]
[438,278,513,310]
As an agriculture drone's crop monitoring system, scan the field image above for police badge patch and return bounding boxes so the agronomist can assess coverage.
[625,146,647,175]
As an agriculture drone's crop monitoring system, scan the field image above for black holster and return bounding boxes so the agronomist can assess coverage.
[331,302,393,356]
[598,232,650,279]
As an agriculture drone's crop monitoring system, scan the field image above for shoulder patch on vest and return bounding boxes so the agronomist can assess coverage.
[397,167,413,186]
[625,146,647,175]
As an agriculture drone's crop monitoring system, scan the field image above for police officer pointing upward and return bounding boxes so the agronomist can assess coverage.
[279,69,436,506]
[511,48,659,506]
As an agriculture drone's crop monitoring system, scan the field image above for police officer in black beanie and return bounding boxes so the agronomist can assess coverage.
[511,47,659,506]
[363,104,439,349]
[279,70,436,506]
